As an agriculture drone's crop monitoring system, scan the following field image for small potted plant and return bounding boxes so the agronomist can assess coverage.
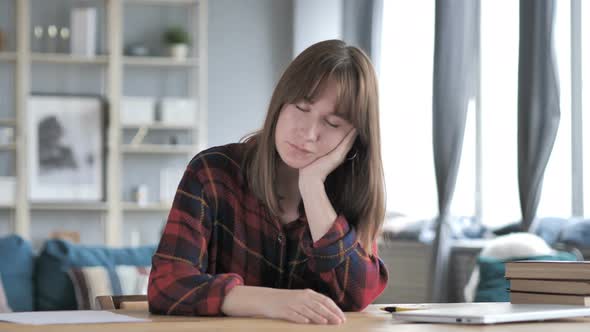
[163,26,190,59]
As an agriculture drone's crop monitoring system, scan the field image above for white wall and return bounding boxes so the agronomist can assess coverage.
[207,0,293,147]
[293,0,343,57]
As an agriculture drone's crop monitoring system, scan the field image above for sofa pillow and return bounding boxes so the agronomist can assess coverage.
[69,265,150,309]
[0,274,12,312]
[559,219,590,247]
[475,251,578,302]
[0,235,34,311]
[492,219,569,246]
[35,239,155,311]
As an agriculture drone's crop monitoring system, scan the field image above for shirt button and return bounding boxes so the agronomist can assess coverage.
[277,234,284,243]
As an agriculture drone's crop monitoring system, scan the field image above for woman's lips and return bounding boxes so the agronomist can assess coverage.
[288,142,312,154]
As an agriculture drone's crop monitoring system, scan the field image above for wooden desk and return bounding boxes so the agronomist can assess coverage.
[1,304,590,332]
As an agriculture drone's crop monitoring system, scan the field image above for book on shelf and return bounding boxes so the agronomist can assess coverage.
[509,279,590,295]
[70,7,97,56]
[505,260,590,280]
[510,291,590,306]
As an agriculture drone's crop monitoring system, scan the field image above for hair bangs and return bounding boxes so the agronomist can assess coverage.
[332,67,362,127]
[284,70,331,106]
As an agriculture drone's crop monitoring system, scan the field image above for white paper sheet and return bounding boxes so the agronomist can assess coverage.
[0,310,149,325]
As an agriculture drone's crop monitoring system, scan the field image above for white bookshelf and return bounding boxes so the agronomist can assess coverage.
[122,123,194,130]
[30,203,109,211]
[121,144,196,154]
[0,52,17,61]
[122,202,172,212]
[30,53,109,65]
[0,119,17,126]
[0,144,17,151]
[124,0,199,5]
[123,56,198,67]
[4,0,208,246]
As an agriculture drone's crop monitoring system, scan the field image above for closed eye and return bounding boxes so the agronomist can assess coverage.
[296,105,310,112]
[325,120,340,128]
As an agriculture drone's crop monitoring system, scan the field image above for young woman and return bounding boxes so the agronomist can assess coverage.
[148,39,388,325]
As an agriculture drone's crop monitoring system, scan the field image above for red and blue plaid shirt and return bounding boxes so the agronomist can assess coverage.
[148,143,388,316]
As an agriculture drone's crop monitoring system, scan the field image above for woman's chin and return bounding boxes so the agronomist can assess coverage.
[281,157,314,170]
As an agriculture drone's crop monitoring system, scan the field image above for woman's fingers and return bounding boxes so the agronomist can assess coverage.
[273,289,346,325]
[284,310,310,324]
[313,293,346,322]
[296,305,329,324]
[307,301,343,324]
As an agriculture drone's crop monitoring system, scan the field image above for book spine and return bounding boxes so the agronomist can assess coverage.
[510,280,590,295]
[506,269,590,280]
[510,292,589,306]
[70,8,96,56]
[85,9,97,56]
[70,9,82,55]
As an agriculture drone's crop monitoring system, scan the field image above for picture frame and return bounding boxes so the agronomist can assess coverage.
[28,94,106,202]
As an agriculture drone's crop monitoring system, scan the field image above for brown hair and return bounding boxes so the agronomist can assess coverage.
[242,40,385,254]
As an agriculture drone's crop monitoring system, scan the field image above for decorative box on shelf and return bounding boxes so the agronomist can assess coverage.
[121,97,156,126]
[70,7,97,56]
[158,98,197,125]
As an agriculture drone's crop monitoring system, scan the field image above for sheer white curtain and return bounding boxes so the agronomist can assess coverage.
[536,0,572,218]
[380,0,519,226]
[450,100,476,217]
[479,0,520,226]
[379,0,436,220]
[379,0,586,226]
[583,1,590,217]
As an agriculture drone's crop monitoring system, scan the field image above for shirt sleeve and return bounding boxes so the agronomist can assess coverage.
[299,215,388,312]
[148,162,243,316]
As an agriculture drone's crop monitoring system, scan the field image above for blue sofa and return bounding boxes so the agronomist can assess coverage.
[0,234,155,312]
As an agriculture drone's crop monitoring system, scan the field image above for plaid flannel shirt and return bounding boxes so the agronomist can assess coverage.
[148,143,388,316]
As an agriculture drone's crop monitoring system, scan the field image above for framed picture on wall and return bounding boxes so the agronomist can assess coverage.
[28,94,106,202]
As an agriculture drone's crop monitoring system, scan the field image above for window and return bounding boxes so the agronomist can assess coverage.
[379,1,588,227]
[583,1,590,217]
[536,0,572,218]
[479,0,520,226]
[379,0,437,220]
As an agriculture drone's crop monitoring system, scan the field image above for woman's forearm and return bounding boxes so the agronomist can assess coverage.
[299,177,338,242]
[221,285,346,324]
[221,285,275,317]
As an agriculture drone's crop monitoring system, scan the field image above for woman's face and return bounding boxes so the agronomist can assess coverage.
[274,80,354,169]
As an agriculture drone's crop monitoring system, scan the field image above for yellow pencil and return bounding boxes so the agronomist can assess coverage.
[381,305,430,313]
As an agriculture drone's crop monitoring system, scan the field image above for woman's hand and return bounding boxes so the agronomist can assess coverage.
[297,128,357,242]
[262,288,346,324]
[299,128,357,186]
[222,286,346,324]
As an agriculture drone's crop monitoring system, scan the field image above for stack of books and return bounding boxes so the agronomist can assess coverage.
[505,261,590,306]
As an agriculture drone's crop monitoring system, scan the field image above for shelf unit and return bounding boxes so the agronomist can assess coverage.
[30,203,109,211]
[30,53,109,64]
[122,123,194,130]
[0,52,17,61]
[122,202,171,212]
[1,0,208,246]
[123,56,199,67]
[0,119,17,126]
[0,144,17,151]
[124,0,198,4]
[121,144,196,154]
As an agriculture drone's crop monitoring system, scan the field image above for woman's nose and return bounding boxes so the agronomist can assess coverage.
[299,119,320,142]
